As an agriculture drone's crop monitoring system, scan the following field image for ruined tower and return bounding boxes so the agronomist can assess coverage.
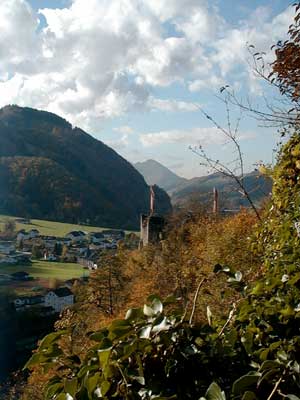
[140,186,165,247]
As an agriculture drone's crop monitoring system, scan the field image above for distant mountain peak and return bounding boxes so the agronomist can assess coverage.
[134,159,187,192]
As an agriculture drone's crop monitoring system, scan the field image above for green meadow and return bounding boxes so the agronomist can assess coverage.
[0,214,109,237]
[0,260,87,280]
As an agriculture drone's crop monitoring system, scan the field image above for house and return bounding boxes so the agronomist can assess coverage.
[44,287,74,312]
[17,229,40,241]
[66,231,86,243]
[17,229,28,241]
[29,229,40,239]
[14,295,44,310]
[102,230,125,240]
[89,232,105,244]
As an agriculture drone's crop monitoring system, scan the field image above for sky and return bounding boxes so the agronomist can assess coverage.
[0,0,294,178]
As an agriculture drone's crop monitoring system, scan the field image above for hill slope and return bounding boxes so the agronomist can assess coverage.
[171,171,272,209]
[134,160,187,191]
[134,158,271,209]
[0,106,171,229]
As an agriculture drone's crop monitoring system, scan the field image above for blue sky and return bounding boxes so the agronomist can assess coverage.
[0,0,295,177]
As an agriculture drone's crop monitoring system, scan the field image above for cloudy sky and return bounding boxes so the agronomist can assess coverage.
[0,0,294,177]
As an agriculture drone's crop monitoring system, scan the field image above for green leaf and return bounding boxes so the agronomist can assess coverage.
[64,378,78,397]
[108,324,133,340]
[90,329,108,342]
[204,382,226,400]
[39,330,66,350]
[54,395,68,400]
[259,360,280,372]
[23,352,50,370]
[286,395,300,400]
[241,331,253,354]
[100,380,111,396]
[85,373,100,396]
[163,295,176,305]
[242,392,257,400]
[122,341,138,360]
[98,348,112,368]
[132,375,145,385]
[45,382,64,400]
[232,374,259,395]
[125,307,143,321]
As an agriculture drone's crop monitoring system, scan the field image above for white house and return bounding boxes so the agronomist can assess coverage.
[66,231,86,243]
[14,295,44,311]
[17,230,29,242]
[17,229,40,241]
[44,287,74,312]
[29,229,40,239]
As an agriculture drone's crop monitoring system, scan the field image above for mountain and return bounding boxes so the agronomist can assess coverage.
[134,160,187,191]
[0,105,172,229]
[171,171,272,210]
[134,159,271,210]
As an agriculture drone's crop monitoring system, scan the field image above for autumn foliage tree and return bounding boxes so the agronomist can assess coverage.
[271,3,300,106]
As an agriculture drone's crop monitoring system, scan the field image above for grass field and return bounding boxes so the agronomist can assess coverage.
[0,260,87,280]
[0,214,136,237]
[0,260,89,296]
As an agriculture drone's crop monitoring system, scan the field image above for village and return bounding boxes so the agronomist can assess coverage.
[0,220,129,314]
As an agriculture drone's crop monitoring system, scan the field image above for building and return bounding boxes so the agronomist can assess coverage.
[29,229,40,239]
[66,231,86,242]
[14,295,44,311]
[140,214,165,247]
[102,230,125,240]
[44,287,74,312]
[17,229,40,241]
[89,232,105,244]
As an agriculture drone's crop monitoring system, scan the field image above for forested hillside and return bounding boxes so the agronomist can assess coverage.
[0,106,172,229]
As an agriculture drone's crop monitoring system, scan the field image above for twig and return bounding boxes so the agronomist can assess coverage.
[267,375,283,400]
[217,304,236,338]
[189,278,207,325]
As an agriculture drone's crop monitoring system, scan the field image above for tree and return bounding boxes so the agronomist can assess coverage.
[87,252,128,316]
[53,242,62,256]
[1,219,16,239]
[190,102,262,220]
[221,3,300,129]
[31,245,43,260]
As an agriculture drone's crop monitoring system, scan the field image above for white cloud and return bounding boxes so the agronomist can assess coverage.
[188,75,225,92]
[148,97,199,112]
[0,0,295,129]
[140,127,257,147]
[113,125,135,135]
[140,127,226,147]
[105,133,129,150]
[0,0,40,75]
